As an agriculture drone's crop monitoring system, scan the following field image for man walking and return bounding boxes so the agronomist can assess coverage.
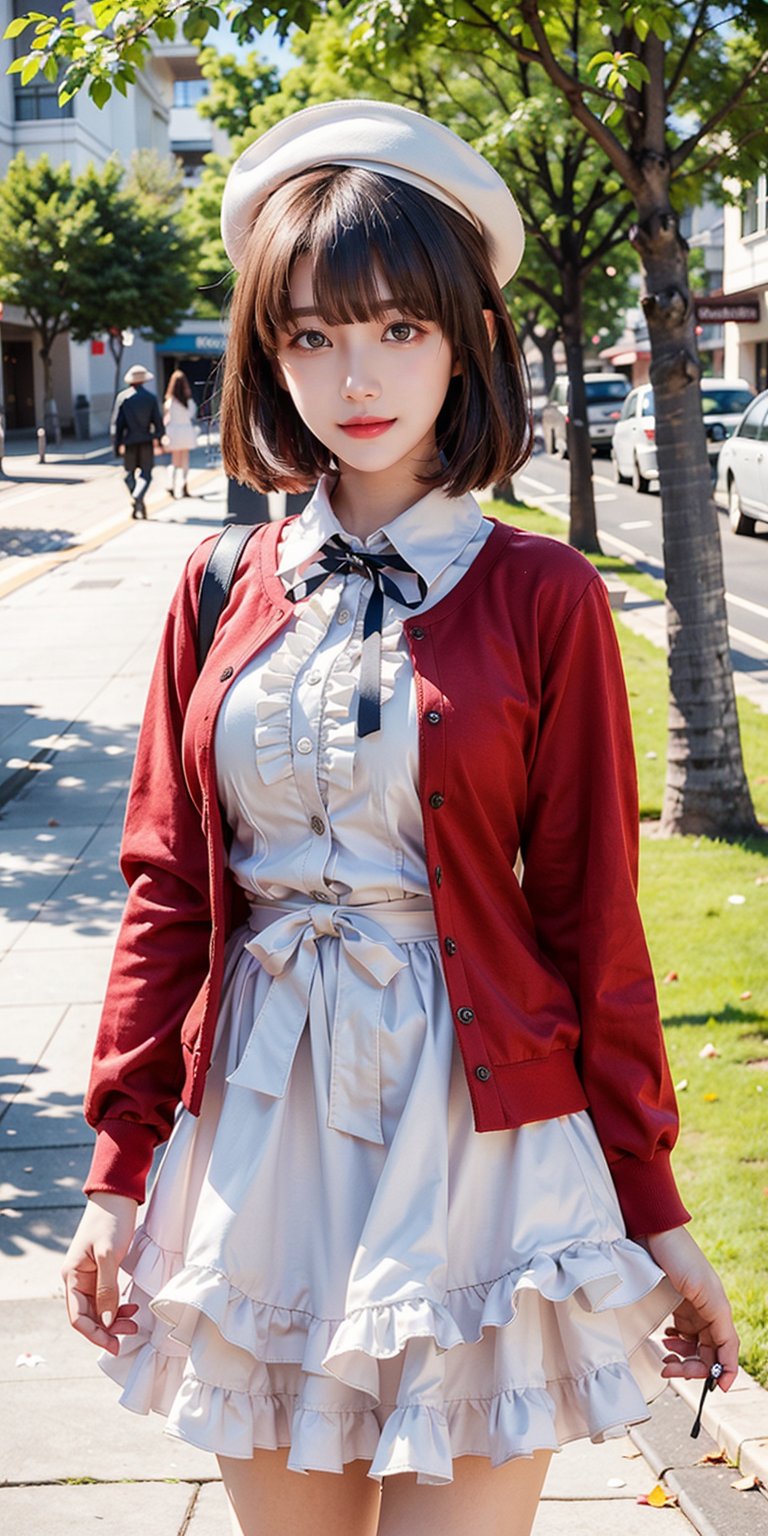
[111,364,164,518]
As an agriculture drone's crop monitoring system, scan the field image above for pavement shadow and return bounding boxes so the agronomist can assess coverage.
[0,526,78,560]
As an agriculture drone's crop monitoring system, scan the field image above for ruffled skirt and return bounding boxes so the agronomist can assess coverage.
[101,911,680,1484]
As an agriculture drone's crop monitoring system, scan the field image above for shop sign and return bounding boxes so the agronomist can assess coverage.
[694,296,760,323]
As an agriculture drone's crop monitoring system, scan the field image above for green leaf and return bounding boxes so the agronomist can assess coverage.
[20,54,42,85]
[155,16,177,42]
[587,51,617,70]
[4,15,33,38]
[6,56,29,75]
[89,76,112,108]
[113,73,127,97]
[43,56,58,84]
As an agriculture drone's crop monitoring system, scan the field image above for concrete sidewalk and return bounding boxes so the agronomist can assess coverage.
[1,474,766,1532]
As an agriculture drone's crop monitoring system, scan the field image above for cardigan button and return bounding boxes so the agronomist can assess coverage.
[219,666,234,681]
[474,1065,492,1082]
[444,937,457,956]
[411,626,425,639]
[434,865,442,887]
[426,710,441,725]
[457,1007,474,1025]
[429,792,444,809]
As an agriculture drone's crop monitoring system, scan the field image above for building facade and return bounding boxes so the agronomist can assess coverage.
[722,173,768,395]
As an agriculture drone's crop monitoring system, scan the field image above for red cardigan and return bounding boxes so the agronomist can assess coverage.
[83,517,690,1240]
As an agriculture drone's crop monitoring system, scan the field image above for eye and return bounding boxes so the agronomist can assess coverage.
[384,321,425,343]
[292,329,330,351]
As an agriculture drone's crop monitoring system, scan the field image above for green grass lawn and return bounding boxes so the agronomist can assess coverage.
[489,496,768,1384]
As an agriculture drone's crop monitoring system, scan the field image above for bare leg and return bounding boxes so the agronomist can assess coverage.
[378,1449,553,1536]
[217,1448,381,1536]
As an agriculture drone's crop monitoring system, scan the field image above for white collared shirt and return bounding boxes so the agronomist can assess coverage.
[215,476,493,906]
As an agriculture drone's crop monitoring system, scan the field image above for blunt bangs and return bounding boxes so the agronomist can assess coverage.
[221,163,532,495]
[255,168,465,348]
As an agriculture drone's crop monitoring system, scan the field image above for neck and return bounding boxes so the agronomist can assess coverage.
[330,443,440,542]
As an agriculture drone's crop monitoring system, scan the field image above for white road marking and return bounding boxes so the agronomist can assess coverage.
[726,591,768,621]
[620,520,653,530]
[518,473,561,495]
[597,529,662,566]
[727,624,768,657]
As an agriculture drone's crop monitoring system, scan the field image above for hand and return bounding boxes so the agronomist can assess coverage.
[117,445,125,457]
[62,1194,140,1356]
[642,1226,739,1391]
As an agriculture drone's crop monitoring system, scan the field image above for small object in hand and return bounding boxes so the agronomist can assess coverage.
[691,1361,723,1438]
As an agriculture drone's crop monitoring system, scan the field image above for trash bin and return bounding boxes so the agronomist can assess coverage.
[73,394,91,440]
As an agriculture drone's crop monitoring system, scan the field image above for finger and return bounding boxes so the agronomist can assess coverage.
[95,1254,120,1330]
[66,1280,122,1354]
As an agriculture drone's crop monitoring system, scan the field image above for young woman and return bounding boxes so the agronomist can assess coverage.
[163,367,198,498]
[62,101,737,1536]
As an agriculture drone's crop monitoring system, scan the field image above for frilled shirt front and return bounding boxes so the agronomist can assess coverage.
[215,475,492,906]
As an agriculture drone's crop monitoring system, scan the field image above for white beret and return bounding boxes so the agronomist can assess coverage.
[221,99,525,287]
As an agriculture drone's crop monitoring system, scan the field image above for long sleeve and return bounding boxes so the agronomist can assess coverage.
[519,573,690,1238]
[83,553,213,1202]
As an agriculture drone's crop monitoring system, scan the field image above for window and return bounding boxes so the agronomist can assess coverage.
[741,174,767,239]
[699,387,755,414]
[173,78,210,108]
[641,390,655,415]
[12,0,73,120]
[620,392,637,420]
[737,397,765,439]
[584,379,629,403]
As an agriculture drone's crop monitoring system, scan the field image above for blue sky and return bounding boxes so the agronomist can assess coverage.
[215,18,294,72]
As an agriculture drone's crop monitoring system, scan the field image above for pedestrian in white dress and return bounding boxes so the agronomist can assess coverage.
[163,368,198,499]
[62,102,738,1536]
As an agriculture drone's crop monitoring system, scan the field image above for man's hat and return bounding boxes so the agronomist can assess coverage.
[124,364,153,385]
[221,100,525,287]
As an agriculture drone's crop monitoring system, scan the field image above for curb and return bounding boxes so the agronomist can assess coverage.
[631,1340,768,1534]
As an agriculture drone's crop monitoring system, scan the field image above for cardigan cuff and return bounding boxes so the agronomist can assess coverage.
[610,1148,691,1239]
[83,1118,159,1205]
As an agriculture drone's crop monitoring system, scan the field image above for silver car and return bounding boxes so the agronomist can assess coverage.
[714,387,768,535]
[541,372,630,456]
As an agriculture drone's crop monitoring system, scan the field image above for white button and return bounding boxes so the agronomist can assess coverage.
[296,737,313,754]
[337,608,350,624]
[306,670,321,685]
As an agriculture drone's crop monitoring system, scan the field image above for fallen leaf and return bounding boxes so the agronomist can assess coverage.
[607,1477,627,1488]
[645,750,658,760]
[675,1078,689,1092]
[698,1451,729,1464]
[47,818,59,827]
[663,970,679,984]
[637,1484,678,1507]
[622,1444,644,1459]
[755,875,768,886]
[731,1474,761,1491]
[15,1352,45,1369]
[703,1092,719,1102]
[699,1042,720,1058]
[740,990,753,1000]
[728,894,746,905]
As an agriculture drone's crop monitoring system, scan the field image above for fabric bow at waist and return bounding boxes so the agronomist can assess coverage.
[226,900,437,1144]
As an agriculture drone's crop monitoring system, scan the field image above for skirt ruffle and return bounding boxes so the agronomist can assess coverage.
[100,925,680,1484]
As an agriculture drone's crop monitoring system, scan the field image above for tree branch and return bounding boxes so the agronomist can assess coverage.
[666,0,709,102]
[670,47,768,170]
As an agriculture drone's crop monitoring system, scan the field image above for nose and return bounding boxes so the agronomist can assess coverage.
[341,349,381,403]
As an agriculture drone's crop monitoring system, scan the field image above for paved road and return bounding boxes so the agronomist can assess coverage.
[517,447,768,666]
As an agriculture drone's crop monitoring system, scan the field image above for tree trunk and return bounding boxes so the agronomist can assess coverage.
[632,200,759,837]
[535,326,558,394]
[38,332,61,443]
[109,331,125,405]
[562,264,601,552]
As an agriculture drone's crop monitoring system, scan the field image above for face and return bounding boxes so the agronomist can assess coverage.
[273,255,457,481]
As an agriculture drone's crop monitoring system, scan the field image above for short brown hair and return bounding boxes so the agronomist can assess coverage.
[220,165,531,495]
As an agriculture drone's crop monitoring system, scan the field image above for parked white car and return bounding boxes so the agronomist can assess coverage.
[541,372,630,456]
[611,378,755,493]
[714,387,768,535]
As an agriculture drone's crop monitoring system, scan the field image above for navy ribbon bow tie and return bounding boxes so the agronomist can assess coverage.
[285,533,427,737]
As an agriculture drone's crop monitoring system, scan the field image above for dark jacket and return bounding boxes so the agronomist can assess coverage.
[82,517,690,1240]
[111,384,164,449]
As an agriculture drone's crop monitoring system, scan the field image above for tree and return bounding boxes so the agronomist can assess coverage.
[0,153,107,436]
[12,1,767,838]
[79,150,198,399]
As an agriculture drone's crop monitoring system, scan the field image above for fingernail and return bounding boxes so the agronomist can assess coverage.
[101,1310,114,1328]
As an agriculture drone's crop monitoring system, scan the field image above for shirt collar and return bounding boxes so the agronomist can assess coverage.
[276,473,484,590]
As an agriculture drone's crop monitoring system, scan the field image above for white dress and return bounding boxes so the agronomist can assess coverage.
[100,478,680,1483]
[163,395,198,451]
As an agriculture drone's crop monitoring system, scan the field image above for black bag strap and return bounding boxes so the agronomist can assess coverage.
[196,523,259,671]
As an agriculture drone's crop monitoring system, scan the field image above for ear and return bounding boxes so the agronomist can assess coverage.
[483,308,497,349]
